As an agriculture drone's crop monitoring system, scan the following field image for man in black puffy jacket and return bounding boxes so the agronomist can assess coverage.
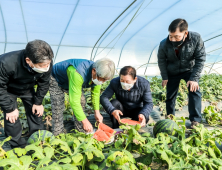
[157,19,206,128]
[0,40,53,148]
[100,66,153,128]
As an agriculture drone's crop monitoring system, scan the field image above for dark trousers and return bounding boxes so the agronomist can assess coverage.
[2,90,44,148]
[110,99,149,129]
[166,71,202,122]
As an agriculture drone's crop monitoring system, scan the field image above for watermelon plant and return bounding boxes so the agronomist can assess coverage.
[2,73,221,132]
[203,105,222,126]
[1,118,222,169]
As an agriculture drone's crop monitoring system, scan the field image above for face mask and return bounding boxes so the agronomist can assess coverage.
[31,61,50,73]
[92,75,103,85]
[171,33,185,48]
[121,82,134,90]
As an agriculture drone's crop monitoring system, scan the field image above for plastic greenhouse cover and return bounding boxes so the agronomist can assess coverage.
[0,0,222,76]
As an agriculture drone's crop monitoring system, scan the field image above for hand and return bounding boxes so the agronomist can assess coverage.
[187,81,199,92]
[6,109,19,124]
[162,80,168,88]
[111,110,123,123]
[94,110,103,123]
[138,114,146,127]
[32,104,44,117]
[82,118,93,132]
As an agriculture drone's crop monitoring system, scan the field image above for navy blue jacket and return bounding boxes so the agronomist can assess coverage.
[100,76,153,120]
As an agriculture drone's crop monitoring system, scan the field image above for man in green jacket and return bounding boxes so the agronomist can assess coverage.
[50,58,115,135]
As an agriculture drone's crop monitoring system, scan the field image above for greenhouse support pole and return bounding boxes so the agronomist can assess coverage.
[117,0,182,69]
[19,0,28,42]
[54,0,80,63]
[93,2,140,61]
[90,0,137,61]
[144,44,159,75]
[0,3,7,53]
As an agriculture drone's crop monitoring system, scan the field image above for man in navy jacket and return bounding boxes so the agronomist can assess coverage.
[100,66,153,128]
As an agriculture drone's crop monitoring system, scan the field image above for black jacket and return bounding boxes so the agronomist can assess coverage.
[157,31,206,81]
[100,76,153,120]
[0,50,52,113]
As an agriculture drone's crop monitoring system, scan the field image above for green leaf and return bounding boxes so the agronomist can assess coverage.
[50,139,72,155]
[213,146,221,157]
[98,160,106,170]
[6,149,17,158]
[59,164,78,170]
[123,150,135,163]
[86,151,93,160]
[14,148,26,157]
[141,132,150,138]
[36,157,51,169]
[25,144,45,160]
[195,137,202,146]
[72,153,83,164]
[39,162,62,170]
[0,136,11,147]
[19,155,32,170]
[208,147,217,159]
[159,150,171,168]
[0,156,24,169]
[44,147,54,159]
[89,163,99,170]
[115,138,124,149]
[57,157,71,164]
[116,155,129,165]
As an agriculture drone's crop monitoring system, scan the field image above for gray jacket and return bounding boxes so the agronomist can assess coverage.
[157,31,206,81]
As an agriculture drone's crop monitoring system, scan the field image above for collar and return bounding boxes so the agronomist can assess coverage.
[21,50,35,73]
[21,50,31,71]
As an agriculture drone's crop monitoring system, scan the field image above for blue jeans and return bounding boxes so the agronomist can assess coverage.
[166,71,202,122]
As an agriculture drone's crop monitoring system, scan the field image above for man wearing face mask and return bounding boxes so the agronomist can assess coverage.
[100,66,153,128]
[157,18,206,128]
[0,40,53,148]
[50,58,115,135]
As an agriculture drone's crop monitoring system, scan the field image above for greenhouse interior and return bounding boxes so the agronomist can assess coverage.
[0,0,222,169]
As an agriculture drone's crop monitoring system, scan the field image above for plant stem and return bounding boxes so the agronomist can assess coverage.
[31,163,37,167]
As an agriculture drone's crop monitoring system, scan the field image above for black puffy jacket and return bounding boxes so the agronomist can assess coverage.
[100,76,153,120]
[0,50,52,113]
[157,31,206,81]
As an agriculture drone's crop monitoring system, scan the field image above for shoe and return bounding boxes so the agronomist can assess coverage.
[191,121,199,129]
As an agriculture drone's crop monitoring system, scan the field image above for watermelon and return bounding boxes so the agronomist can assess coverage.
[93,129,110,142]
[105,132,113,138]
[153,119,179,137]
[98,123,115,135]
[120,119,141,125]
[93,123,115,143]
[27,130,55,144]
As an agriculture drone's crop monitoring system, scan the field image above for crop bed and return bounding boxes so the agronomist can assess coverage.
[0,74,222,169]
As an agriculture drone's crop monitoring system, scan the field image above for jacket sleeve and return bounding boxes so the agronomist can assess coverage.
[34,62,53,105]
[189,35,206,82]
[157,44,168,80]
[0,62,15,113]
[100,81,116,115]
[67,66,86,121]
[91,85,101,111]
[139,81,153,120]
